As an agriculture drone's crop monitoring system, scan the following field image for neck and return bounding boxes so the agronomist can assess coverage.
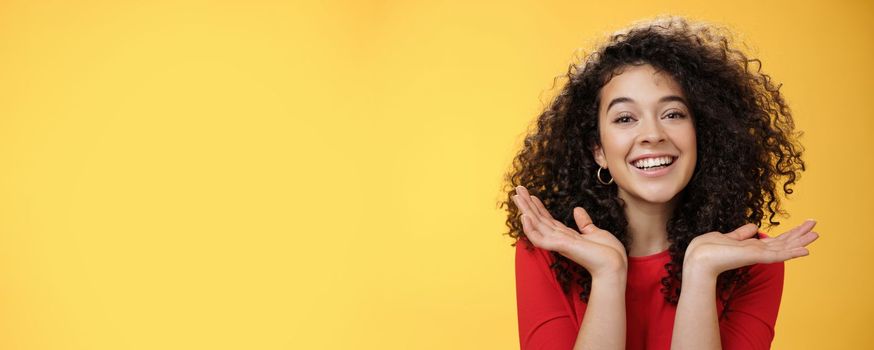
[619,190,677,257]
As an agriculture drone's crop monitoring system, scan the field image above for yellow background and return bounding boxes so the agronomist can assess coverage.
[0,0,871,349]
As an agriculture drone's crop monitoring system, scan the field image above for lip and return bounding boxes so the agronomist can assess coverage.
[630,157,677,178]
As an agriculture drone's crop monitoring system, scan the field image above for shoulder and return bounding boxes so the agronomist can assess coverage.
[515,238,569,289]
[514,238,578,307]
[717,231,786,349]
[516,238,552,259]
[515,238,558,268]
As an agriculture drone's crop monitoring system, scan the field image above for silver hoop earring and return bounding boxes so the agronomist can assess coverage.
[597,166,614,185]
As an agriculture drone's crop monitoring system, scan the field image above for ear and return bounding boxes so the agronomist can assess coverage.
[591,144,607,168]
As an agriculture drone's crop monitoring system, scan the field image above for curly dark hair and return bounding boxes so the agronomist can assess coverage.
[499,15,805,316]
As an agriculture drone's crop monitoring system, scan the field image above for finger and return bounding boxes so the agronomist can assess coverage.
[779,219,816,241]
[522,214,576,252]
[515,185,531,198]
[725,223,759,241]
[514,192,563,236]
[792,230,820,248]
[513,188,541,221]
[520,214,547,248]
[759,246,809,264]
[511,193,536,219]
[780,247,811,261]
[530,196,564,227]
[520,214,540,239]
[573,207,598,235]
[513,189,557,231]
[528,195,552,219]
[764,230,819,253]
[778,219,816,242]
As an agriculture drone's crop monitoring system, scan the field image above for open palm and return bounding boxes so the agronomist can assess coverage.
[513,186,627,277]
[685,220,820,276]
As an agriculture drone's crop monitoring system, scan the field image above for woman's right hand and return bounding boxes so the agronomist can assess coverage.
[513,186,627,278]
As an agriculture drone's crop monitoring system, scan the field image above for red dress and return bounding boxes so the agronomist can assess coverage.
[515,233,783,350]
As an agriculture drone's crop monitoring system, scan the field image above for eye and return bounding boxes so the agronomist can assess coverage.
[664,111,687,119]
[614,113,635,124]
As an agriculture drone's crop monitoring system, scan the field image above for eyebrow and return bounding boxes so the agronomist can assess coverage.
[606,95,688,113]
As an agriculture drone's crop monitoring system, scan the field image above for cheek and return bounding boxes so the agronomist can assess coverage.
[685,130,697,156]
[680,129,698,164]
[600,127,629,149]
[670,124,696,149]
[602,135,632,164]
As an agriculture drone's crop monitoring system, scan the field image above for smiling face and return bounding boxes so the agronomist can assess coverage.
[592,63,697,206]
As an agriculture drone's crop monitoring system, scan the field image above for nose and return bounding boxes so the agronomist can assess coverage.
[639,117,667,144]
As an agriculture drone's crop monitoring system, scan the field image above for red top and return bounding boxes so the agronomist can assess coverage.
[515,233,784,350]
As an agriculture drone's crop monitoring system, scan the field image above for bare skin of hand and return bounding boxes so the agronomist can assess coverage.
[512,186,627,278]
[684,220,820,277]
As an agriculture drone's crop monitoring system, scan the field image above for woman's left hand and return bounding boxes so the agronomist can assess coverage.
[684,220,820,278]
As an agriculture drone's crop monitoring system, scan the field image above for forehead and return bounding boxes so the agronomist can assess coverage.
[598,64,686,106]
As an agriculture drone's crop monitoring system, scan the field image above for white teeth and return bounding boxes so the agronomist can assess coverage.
[632,156,674,169]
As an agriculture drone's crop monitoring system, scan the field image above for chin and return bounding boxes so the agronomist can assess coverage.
[619,183,684,205]
[637,192,680,204]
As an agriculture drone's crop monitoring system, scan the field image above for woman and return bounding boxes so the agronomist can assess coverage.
[501,16,819,350]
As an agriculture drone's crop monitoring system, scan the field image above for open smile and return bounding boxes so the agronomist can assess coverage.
[629,156,677,178]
